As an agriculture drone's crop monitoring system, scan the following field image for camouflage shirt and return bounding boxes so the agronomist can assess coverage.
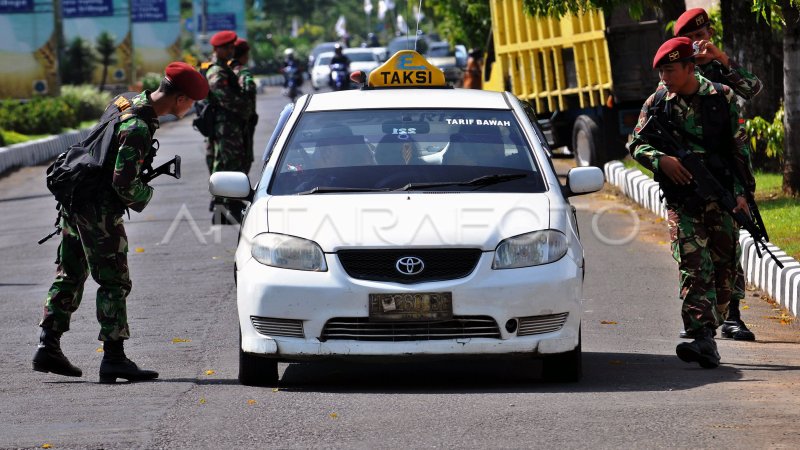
[629,74,751,197]
[206,58,250,120]
[107,91,159,212]
[231,61,257,119]
[697,59,762,100]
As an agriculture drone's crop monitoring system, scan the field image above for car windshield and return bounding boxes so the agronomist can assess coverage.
[266,109,546,195]
[427,44,452,57]
[345,52,377,62]
[316,54,332,66]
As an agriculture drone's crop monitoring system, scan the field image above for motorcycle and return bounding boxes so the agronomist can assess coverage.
[329,62,350,91]
[282,65,304,102]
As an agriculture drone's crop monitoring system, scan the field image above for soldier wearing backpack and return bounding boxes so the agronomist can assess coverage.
[32,62,208,383]
[230,38,258,176]
[674,7,762,341]
[628,38,753,369]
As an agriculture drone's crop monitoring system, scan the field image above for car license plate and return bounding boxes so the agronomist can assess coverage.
[369,292,453,321]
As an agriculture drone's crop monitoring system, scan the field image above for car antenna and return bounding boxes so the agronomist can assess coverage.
[414,0,423,52]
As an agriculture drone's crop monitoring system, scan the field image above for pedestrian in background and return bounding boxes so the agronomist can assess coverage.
[674,8,762,342]
[628,37,753,369]
[203,30,251,224]
[33,63,208,383]
[229,38,257,176]
[463,48,483,90]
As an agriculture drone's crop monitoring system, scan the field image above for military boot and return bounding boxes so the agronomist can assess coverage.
[679,328,716,339]
[676,327,720,369]
[720,320,756,341]
[98,340,158,383]
[32,329,82,377]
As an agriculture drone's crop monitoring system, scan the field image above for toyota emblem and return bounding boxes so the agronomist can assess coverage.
[395,256,425,275]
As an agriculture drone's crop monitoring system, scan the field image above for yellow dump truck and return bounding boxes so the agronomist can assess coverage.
[484,0,668,167]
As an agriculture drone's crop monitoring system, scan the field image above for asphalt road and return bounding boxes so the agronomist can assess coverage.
[1,87,799,449]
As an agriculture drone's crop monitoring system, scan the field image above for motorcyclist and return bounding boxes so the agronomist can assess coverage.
[329,44,350,90]
[282,48,303,87]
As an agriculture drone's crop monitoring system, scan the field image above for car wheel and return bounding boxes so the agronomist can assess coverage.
[572,115,604,168]
[542,328,582,382]
[238,327,279,387]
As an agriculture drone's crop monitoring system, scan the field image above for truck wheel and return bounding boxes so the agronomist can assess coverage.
[572,115,604,167]
[238,327,279,387]
[542,329,582,382]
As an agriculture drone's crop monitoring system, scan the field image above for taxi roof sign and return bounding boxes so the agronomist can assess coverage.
[368,50,447,88]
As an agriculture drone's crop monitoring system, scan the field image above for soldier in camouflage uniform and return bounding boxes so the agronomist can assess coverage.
[204,30,252,223]
[230,38,257,174]
[674,7,762,341]
[629,38,753,369]
[33,62,208,382]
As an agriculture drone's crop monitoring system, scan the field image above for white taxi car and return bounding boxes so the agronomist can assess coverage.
[210,51,605,386]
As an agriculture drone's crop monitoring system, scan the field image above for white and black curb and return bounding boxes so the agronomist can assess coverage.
[0,129,92,175]
[604,160,800,317]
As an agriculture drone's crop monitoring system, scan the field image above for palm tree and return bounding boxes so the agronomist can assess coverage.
[95,31,117,92]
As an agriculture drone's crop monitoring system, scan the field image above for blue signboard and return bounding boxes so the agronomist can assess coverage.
[62,0,114,18]
[132,0,166,22]
[206,13,235,31]
[192,0,245,38]
[0,0,34,13]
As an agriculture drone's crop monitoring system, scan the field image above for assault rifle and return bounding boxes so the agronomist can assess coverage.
[637,116,783,269]
[141,155,181,184]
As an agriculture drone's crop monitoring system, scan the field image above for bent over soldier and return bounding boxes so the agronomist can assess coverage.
[204,30,252,224]
[628,38,753,369]
[33,62,208,383]
[674,7,762,341]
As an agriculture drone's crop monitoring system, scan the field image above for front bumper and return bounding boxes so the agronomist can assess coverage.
[238,252,582,361]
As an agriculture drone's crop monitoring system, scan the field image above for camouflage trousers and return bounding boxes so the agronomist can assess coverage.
[205,119,253,175]
[40,208,131,341]
[668,201,739,332]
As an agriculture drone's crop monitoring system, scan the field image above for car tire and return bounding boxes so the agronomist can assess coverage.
[572,115,604,168]
[542,328,582,383]
[238,328,279,387]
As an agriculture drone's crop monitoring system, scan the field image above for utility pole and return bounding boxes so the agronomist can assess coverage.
[53,0,64,96]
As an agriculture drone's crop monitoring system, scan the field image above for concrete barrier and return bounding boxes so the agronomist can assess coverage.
[603,160,799,317]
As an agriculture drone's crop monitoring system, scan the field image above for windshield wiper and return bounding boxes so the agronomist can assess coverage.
[297,186,390,195]
[395,173,528,191]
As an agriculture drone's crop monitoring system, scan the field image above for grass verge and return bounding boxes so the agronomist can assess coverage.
[619,157,799,260]
[0,120,96,147]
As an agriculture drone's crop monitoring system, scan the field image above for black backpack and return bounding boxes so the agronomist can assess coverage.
[192,99,215,137]
[45,93,146,211]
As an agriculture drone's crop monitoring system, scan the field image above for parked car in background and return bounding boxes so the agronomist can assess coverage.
[311,51,334,90]
[426,41,466,86]
[308,42,342,69]
[387,35,430,55]
[343,48,381,77]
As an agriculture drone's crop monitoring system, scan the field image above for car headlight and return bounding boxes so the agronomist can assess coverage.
[492,230,568,269]
[251,233,327,271]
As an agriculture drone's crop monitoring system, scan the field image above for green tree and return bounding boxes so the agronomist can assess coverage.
[61,37,95,85]
[95,31,117,92]
[426,0,491,49]
[524,0,799,195]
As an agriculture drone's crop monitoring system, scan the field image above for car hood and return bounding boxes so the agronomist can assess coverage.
[258,193,550,251]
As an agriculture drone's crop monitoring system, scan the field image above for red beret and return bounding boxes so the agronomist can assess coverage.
[234,38,250,52]
[165,62,209,100]
[674,8,710,36]
[653,37,694,69]
[209,30,237,47]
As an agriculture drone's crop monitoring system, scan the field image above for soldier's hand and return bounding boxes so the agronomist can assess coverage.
[659,156,693,185]
[733,195,750,217]
[693,40,729,67]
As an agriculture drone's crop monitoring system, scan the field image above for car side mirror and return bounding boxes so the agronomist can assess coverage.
[565,167,604,197]
[209,172,253,200]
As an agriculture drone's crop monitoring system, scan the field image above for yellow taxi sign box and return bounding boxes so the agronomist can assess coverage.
[368,50,447,88]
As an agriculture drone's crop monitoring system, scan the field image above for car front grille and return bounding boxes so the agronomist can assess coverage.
[517,312,569,336]
[320,316,500,341]
[337,248,482,283]
[250,316,305,338]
